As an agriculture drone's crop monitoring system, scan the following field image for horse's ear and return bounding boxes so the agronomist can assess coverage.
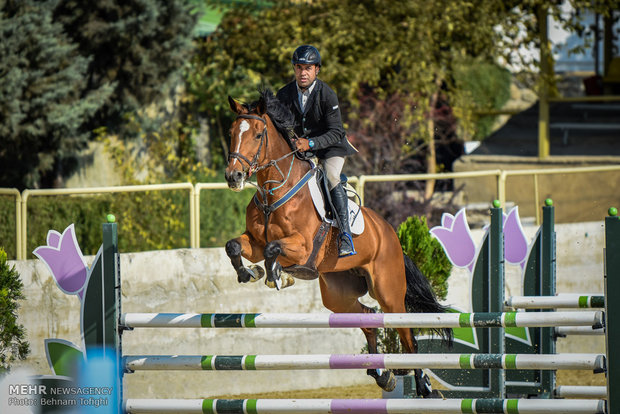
[257,97,267,115]
[228,96,245,114]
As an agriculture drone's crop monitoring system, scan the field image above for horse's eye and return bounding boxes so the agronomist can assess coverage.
[255,132,262,140]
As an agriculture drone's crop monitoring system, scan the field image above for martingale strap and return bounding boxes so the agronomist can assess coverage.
[253,168,316,214]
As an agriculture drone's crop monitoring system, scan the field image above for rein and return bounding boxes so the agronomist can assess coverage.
[229,113,308,242]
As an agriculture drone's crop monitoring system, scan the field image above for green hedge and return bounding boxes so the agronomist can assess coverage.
[0,197,18,259]
[398,215,452,300]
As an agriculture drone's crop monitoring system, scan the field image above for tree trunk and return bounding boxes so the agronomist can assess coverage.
[424,85,440,203]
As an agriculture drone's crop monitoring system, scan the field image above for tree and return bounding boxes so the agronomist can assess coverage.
[52,0,199,130]
[0,0,198,189]
[191,0,619,201]
[0,0,112,189]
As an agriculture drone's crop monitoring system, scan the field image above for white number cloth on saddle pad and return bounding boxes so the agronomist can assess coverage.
[307,174,365,235]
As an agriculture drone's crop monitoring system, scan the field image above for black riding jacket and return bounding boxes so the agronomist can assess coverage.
[276,79,357,159]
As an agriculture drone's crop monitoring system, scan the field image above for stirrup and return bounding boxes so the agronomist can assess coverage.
[338,232,357,257]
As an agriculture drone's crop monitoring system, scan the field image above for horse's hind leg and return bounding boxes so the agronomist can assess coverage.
[318,271,395,392]
[370,260,438,397]
[360,305,396,391]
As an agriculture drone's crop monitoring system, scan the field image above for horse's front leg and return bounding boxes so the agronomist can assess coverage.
[263,233,308,290]
[225,233,265,283]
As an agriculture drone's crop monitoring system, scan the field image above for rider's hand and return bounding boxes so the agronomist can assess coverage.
[295,138,311,152]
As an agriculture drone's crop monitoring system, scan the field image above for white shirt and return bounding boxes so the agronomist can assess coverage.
[297,80,316,112]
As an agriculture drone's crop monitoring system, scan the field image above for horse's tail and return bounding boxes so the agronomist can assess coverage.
[403,253,453,348]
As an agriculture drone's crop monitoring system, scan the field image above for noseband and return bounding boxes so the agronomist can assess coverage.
[228,114,268,175]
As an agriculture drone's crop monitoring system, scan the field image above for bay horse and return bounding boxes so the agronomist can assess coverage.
[224,89,452,396]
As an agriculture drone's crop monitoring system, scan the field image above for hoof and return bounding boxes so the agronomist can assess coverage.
[237,268,252,283]
[238,265,265,283]
[375,370,396,392]
[265,274,294,289]
[427,390,444,399]
[265,278,278,289]
[248,265,265,282]
[415,373,433,397]
[281,274,295,288]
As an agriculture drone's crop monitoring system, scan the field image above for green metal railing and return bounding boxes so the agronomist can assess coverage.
[4,164,620,260]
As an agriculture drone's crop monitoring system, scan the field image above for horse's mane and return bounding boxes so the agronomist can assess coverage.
[246,88,296,148]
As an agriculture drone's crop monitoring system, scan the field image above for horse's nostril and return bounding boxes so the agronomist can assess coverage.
[225,170,245,183]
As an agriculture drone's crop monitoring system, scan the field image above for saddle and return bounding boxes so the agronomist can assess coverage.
[308,167,364,235]
[289,166,364,275]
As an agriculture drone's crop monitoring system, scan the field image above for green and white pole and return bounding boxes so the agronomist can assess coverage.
[123,353,605,372]
[124,398,606,414]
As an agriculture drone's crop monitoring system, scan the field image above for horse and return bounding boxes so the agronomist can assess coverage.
[224,88,452,396]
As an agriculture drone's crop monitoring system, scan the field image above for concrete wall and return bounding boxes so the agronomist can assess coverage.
[10,220,606,398]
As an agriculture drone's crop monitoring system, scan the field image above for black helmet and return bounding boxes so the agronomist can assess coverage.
[291,45,321,66]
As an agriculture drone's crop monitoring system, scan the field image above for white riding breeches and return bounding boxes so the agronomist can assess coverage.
[319,156,345,190]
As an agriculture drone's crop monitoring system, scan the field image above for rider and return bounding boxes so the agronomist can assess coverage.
[276,45,358,257]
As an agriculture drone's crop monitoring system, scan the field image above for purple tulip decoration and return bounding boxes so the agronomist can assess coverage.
[502,207,529,269]
[430,208,477,272]
[34,224,89,300]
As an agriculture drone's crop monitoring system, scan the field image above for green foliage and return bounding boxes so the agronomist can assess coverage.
[0,0,198,189]
[199,174,254,248]
[190,0,518,178]
[19,193,188,258]
[26,196,113,257]
[0,248,30,372]
[398,216,452,301]
[0,197,18,259]
[52,0,199,130]
[453,58,512,140]
[0,0,112,189]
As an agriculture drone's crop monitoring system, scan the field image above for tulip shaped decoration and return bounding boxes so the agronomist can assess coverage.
[34,224,89,300]
[502,207,529,270]
[430,208,477,272]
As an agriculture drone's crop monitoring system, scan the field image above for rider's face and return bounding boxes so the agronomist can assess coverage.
[294,64,319,89]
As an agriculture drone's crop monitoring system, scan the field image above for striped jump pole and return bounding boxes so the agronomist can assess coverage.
[124,398,607,414]
[120,311,604,329]
[123,353,605,372]
[554,386,607,399]
[555,326,605,336]
[505,294,605,309]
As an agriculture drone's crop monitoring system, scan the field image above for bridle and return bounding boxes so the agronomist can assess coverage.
[228,114,268,176]
[227,112,306,243]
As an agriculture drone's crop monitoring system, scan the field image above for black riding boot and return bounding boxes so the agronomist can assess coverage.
[330,184,357,257]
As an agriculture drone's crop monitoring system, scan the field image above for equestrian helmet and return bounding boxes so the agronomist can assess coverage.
[291,45,321,66]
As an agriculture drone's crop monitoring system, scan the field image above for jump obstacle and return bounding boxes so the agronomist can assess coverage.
[81,204,619,413]
[412,201,608,400]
